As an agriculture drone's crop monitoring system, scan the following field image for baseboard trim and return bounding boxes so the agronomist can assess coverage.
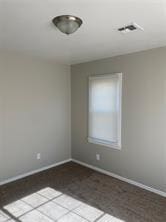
[1,158,165,198]
[72,159,166,198]
[0,158,72,186]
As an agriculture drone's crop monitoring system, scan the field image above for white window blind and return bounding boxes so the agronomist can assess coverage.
[88,73,122,149]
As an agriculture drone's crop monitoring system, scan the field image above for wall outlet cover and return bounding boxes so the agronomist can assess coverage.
[37,153,41,160]
[96,154,100,161]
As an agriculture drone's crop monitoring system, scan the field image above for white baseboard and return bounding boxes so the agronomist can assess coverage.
[1,158,165,198]
[72,159,166,198]
[0,159,72,186]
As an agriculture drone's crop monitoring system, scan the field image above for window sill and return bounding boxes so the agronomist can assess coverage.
[88,137,121,150]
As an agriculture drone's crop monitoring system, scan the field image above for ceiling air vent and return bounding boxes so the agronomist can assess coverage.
[118,23,144,34]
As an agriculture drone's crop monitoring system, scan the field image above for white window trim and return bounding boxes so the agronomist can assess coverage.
[88,73,122,150]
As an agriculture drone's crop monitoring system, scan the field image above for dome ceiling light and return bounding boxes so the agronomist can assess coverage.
[52,15,83,35]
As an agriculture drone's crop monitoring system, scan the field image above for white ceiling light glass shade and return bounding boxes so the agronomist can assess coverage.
[52,15,83,35]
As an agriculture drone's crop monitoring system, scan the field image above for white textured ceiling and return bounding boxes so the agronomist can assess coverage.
[0,0,166,64]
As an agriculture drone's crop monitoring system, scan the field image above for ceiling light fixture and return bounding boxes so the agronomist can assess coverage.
[52,15,83,35]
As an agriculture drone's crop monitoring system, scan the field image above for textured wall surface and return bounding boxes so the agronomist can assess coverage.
[0,52,71,182]
[71,47,166,192]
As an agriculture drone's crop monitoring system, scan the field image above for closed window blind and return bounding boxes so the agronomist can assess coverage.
[88,73,122,149]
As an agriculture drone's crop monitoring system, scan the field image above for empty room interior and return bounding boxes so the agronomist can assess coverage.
[0,0,166,222]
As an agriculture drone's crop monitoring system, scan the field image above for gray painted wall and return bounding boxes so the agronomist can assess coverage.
[71,47,166,192]
[0,52,71,182]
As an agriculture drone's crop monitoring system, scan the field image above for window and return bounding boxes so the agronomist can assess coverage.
[88,73,122,149]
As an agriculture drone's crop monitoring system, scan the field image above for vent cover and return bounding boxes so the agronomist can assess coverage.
[118,23,144,33]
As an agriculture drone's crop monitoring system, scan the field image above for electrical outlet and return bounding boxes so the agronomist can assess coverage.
[37,153,41,160]
[96,154,100,161]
